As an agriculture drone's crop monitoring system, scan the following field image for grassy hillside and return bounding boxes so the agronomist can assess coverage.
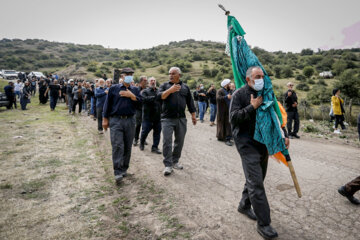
[0,38,359,108]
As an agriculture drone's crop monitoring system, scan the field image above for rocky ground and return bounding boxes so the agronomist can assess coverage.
[0,98,359,240]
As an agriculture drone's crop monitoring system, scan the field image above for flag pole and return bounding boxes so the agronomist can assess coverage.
[287,161,302,198]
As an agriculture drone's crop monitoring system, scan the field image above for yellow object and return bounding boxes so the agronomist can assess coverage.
[331,96,344,115]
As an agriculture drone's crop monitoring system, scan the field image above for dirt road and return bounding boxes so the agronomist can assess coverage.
[0,101,359,240]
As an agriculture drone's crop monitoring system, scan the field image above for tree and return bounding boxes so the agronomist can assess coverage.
[274,66,282,78]
[300,48,314,56]
[335,69,360,100]
[303,66,314,78]
[281,66,293,78]
[332,60,347,76]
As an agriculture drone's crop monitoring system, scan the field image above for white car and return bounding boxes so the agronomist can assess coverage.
[1,70,18,80]
[28,71,46,80]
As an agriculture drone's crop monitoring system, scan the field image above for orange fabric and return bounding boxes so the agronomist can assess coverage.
[277,101,287,128]
[272,152,288,167]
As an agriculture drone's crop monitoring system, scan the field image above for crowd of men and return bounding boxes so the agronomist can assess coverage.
[2,66,360,240]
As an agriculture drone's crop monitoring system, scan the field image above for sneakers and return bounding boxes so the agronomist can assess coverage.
[173,163,183,170]
[225,140,233,146]
[334,129,341,134]
[98,130,104,134]
[209,122,215,126]
[163,167,173,176]
[200,120,204,123]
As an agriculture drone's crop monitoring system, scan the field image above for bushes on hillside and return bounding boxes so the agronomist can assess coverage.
[296,83,310,91]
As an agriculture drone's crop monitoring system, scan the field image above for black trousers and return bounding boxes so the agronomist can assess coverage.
[140,120,161,149]
[96,107,103,131]
[335,115,345,130]
[234,135,271,226]
[134,109,142,141]
[287,111,299,135]
[72,98,83,113]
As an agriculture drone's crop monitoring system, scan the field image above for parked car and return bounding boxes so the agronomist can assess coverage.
[0,92,9,108]
[28,71,46,80]
[0,70,18,80]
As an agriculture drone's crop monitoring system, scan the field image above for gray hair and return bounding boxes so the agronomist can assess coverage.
[148,77,156,81]
[169,67,182,74]
[246,66,262,79]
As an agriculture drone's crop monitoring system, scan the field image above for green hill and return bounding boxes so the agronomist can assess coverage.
[1,38,359,108]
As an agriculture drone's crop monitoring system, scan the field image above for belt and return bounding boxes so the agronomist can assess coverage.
[119,115,131,119]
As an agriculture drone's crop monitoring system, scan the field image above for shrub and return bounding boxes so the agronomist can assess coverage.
[303,66,314,78]
[295,74,306,81]
[281,66,293,78]
[303,124,319,133]
[317,79,327,86]
[296,83,310,91]
[307,79,315,84]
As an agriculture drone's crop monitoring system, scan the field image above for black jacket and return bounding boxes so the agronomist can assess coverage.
[229,85,257,138]
[135,86,146,111]
[284,90,298,112]
[193,90,199,101]
[141,87,161,122]
[197,89,207,102]
[158,81,196,119]
[207,89,217,105]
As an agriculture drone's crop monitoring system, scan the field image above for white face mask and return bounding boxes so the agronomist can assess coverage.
[253,78,264,91]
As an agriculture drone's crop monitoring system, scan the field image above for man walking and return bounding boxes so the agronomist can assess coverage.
[133,76,148,146]
[216,79,233,146]
[230,66,287,239]
[72,81,86,114]
[66,79,75,114]
[197,84,207,123]
[193,86,200,119]
[102,67,141,184]
[4,82,16,109]
[139,77,162,154]
[45,79,61,111]
[158,67,196,176]
[284,82,300,138]
[95,79,107,134]
[207,84,217,126]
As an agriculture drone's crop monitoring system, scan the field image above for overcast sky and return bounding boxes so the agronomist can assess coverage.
[1,0,359,52]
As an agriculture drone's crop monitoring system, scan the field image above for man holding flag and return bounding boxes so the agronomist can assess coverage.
[230,66,290,239]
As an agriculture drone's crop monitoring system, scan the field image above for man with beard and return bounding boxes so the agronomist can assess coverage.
[216,79,233,146]
[72,81,86,114]
[102,67,141,185]
[20,81,31,110]
[95,79,107,133]
[158,67,196,176]
[139,77,162,154]
[133,76,148,146]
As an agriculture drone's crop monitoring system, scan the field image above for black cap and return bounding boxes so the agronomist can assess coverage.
[121,67,134,74]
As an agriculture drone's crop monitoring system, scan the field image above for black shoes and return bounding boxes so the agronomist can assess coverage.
[151,148,162,154]
[115,175,123,185]
[237,206,257,221]
[290,133,300,139]
[257,224,278,239]
[139,143,144,151]
[225,140,233,146]
[338,186,360,205]
[133,139,138,146]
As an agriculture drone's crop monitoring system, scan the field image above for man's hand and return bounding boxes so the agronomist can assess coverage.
[250,94,263,109]
[199,93,206,96]
[105,90,108,94]
[292,102,297,107]
[120,89,135,99]
[227,94,232,100]
[102,117,109,131]
[191,113,197,125]
[170,84,181,93]
[285,137,290,149]
[287,91,292,97]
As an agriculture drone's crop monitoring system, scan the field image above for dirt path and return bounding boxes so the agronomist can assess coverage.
[1,101,359,240]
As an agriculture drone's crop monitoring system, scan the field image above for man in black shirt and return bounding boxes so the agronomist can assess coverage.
[133,76,148,146]
[45,79,61,111]
[102,67,141,185]
[230,66,289,239]
[197,84,207,123]
[158,67,196,176]
[207,84,217,126]
[66,79,75,114]
[139,77,162,153]
[284,82,300,139]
